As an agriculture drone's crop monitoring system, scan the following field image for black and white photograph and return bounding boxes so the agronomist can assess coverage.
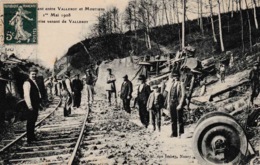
[0,0,260,164]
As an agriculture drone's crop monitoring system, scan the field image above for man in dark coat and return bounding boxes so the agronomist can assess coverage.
[72,74,83,108]
[120,75,133,113]
[249,62,260,105]
[136,75,151,128]
[23,67,41,144]
[167,71,186,138]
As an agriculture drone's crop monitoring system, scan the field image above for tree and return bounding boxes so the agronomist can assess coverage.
[162,0,169,24]
[209,0,217,42]
[252,0,259,29]
[238,0,245,53]
[199,0,204,34]
[217,0,225,51]
[182,0,186,48]
[245,0,252,51]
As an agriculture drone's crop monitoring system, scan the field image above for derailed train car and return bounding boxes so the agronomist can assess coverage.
[0,53,48,123]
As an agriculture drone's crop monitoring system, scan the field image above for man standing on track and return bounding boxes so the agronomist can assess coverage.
[106,68,117,106]
[85,69,96,106]
[23,67,41,144]
[120,75,133,114]
[136,75,151,128]
[61,71,73,117]
[72,74,83,108]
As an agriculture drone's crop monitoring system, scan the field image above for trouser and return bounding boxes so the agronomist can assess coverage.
[122,98,131,113]
[26,110,38,141]
[151,106,161,131]
[250,82,259,104]
[170,102,184,137]
[138,100,149,127]
[220,72,225,82]
[73,92,81,108]
[64,93,72,117]
[86,85,94,104]
[107,90,117,104]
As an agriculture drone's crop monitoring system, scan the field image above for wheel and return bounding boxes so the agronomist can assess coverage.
[193,115,248,165]
[195,111,234,129]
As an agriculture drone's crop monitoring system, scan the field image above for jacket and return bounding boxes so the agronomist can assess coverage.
[147,92,164,110]
[137,83,151,104]
[120,80,133,99]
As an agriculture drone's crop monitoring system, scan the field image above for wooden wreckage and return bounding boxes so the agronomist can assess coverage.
[137,46,258,164]
[0,53,48,123]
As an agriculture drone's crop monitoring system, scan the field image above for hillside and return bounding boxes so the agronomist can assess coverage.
[56,7,260,74]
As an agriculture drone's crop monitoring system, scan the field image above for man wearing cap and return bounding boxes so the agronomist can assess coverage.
[120,75,133,113]
[106,68,117,106]
[249,62,260,105]
[23,67,42,144]
[85,69,96,106]
[72,74,83,108]
[147,85,164,131]
[136,75,151,128]
[167,71,185,138]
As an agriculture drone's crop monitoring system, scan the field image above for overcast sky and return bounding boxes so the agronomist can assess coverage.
[2,0,250,68]
[3,0,129,68]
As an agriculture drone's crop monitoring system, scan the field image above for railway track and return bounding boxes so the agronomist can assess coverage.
[0,96,90,164]
[0,97,62,153]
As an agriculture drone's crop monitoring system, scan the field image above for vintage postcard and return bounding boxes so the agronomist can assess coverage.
[0,0,259,165]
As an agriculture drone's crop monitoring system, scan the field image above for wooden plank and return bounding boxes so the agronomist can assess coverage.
[209,80,249,102]
[14,148,73,157]
[8,154,70,163]
[20,142,74,150]
[32,137,77,143]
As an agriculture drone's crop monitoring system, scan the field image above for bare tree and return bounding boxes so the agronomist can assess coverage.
[245,0,253,51]
[209,0,217,42]
[199,0,204,34]
[182,0,186,48]
[252,0,259,29]
[238,0,245,53]
[217,0,225,51]
[163,0,169,24]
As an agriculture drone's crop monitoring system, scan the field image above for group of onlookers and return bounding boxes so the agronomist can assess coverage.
[106,68,186,138]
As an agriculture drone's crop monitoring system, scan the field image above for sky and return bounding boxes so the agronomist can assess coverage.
[1,0,251,68]
[1,0,129,68]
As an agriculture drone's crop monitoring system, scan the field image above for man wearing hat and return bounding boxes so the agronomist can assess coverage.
[23,67,42,144]
[147,85,164,131]
[106,68,117,106]
[166,71,185,138]
[72,74,83,108]
[120,75,133,113]
[136,75,151,128]
[249,62,260,105]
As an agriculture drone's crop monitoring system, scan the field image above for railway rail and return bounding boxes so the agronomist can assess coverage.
[0,96,90,165]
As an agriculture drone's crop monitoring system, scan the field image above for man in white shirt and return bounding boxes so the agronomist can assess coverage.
[23,67,41,144]
[61,71,73,116]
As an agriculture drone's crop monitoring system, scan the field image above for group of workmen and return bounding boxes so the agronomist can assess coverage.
[23,65,186,144]
[23,67,98,143]
[105,68,185,138]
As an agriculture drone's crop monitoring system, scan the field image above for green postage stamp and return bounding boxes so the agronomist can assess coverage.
[4,3,37,44]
